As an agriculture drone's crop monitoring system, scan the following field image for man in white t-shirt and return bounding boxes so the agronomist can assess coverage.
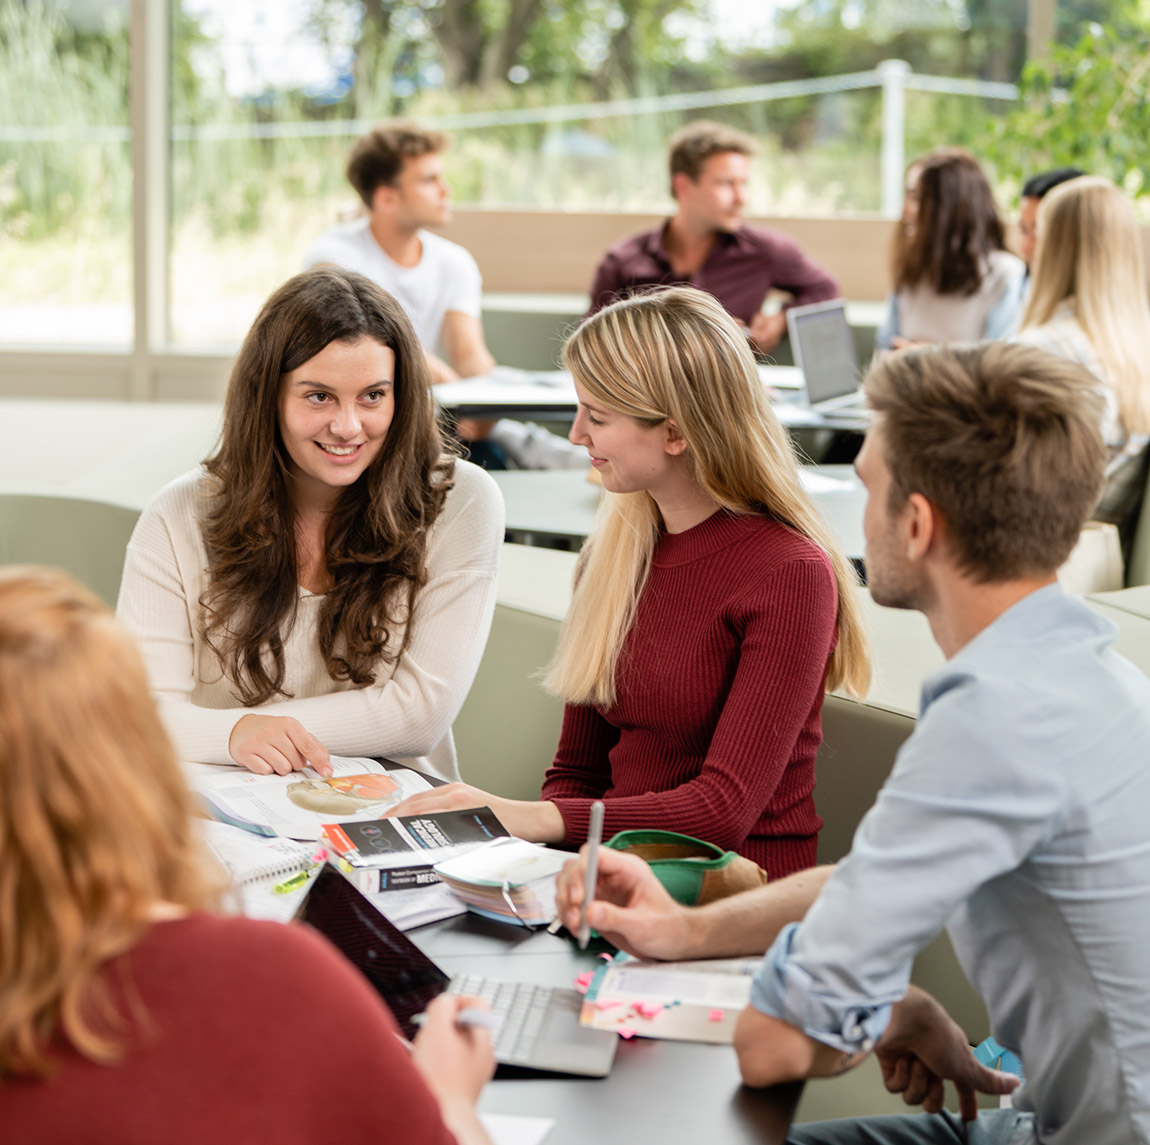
[304,122,584,469]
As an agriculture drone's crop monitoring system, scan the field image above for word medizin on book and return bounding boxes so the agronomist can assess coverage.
[323,807,509,892]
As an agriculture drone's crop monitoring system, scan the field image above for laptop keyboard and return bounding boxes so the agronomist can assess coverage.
[447,974,557,1065]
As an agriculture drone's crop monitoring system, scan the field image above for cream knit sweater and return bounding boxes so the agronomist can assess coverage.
[116,460,503,780]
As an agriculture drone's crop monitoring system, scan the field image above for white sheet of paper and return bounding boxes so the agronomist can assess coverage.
[480,1113,554,1145]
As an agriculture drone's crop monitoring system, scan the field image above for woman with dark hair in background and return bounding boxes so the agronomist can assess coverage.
[117,266,503,780]
[876,148,1026,350]
[0,567,496,1144]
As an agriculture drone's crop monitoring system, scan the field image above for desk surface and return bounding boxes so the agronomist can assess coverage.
[415,912,803,1145]
[434,365,806,418]
[494,466,868,561]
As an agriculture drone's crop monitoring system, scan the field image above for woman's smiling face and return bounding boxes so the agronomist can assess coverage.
[277,336,396,507]
[568,377,678,496]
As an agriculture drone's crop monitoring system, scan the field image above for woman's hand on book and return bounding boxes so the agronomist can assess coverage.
[388,784,565,844]
[228,714,332,778]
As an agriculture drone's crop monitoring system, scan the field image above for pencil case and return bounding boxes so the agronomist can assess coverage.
[603,829,768,906]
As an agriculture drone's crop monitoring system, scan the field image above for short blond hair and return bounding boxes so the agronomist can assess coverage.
[865,343,1106,581]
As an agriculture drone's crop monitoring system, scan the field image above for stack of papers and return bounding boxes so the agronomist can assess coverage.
[433,837,568,926]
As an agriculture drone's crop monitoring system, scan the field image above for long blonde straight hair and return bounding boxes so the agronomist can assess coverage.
[0,568,221,1079]
[1021,176,1150,435]
[546,287,870,707]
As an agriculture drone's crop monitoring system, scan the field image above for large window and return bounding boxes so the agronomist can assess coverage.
[0,0,131,347]
[1,0,1143,373]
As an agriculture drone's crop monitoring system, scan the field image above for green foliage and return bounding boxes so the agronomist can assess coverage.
[987,23,1150,201]
[0,0,129,239]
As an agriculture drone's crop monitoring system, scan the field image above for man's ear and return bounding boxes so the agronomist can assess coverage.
[904,492,936,560]
[370,183,397,215]
[664,418,689,456]
[670,171,692,203]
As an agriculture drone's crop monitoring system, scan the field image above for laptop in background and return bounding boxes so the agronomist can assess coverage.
[299,864,618,1078]
[786,299,870,419]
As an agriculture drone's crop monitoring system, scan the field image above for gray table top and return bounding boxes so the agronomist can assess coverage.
[493,466,868,561]
[414,911,803,1145]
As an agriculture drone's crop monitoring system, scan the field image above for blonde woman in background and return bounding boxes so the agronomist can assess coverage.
[391,287,870,879]
[0,567,494,1145]
[1015,175,1150,550]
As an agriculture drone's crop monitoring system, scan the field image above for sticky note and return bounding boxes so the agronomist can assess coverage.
[635,1002,664,1018]
[618,1027,637,1039]
[595,1000,622,1011]
[708,1009,724,1022]
[574,970,595,994]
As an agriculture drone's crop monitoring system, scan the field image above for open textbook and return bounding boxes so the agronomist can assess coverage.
[580,953,764,1044]
[195,755,433,840]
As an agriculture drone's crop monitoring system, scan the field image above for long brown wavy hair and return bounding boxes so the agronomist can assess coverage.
[202,266,454,706]
[891,148,1007,297]
[0,567,220,1078]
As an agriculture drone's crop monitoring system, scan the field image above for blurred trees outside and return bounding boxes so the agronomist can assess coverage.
[3,0,1150,344]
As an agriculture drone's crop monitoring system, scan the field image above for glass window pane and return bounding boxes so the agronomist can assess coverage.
[170,1,359,347]
[0,0,131,347]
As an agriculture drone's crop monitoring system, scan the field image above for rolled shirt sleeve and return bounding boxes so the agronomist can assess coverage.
[748,663,1067,1053]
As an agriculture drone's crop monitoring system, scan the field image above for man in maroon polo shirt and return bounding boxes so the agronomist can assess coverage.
[587,121,839,352]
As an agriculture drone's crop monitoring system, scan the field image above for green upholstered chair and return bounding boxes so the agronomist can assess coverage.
[0,492,140,607]
[452,544,574,800]
[1125,470,1150,586]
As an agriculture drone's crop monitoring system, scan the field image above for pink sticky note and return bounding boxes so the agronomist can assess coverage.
[574,970,595,995]
[635,1002,664,1018]
[618,1027,637,1039]
[599,952,614,961]
[708,1009,724,1022]
[596,1000,622,1012]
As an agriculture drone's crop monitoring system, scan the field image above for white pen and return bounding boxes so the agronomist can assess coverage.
[411,1006,504,1032]
[578,800,605,951]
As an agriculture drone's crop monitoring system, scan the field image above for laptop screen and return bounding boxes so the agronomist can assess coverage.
[299,864,450,1039]
[788,302,860,405]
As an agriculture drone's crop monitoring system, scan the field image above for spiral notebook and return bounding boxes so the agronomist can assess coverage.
[202,820,316,884]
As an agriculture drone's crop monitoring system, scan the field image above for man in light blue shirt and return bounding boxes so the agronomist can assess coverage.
[555,342,1150,1144]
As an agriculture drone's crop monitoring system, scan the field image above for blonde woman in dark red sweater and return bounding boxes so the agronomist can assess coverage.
[391,287,871,878]
[0,568,495,1145]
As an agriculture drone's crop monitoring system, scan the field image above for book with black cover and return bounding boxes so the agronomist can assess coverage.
[323,807,509,893]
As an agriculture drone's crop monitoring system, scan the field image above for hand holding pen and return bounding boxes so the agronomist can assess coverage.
[410,994,496,1108]
[577,800,605,950]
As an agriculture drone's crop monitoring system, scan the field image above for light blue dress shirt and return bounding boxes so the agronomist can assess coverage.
[751,585,1150,1145]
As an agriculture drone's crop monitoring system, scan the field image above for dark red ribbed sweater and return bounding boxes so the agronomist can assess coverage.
[542,510,837,879]
[2,915,456,1144]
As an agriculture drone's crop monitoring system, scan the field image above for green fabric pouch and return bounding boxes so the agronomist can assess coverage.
[603,829,768,907]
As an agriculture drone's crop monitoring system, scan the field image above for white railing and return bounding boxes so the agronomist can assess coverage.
[2,60,1018,221]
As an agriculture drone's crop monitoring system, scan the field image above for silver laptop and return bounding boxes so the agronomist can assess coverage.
[786,299,870,419]
[299,864,618,1078]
